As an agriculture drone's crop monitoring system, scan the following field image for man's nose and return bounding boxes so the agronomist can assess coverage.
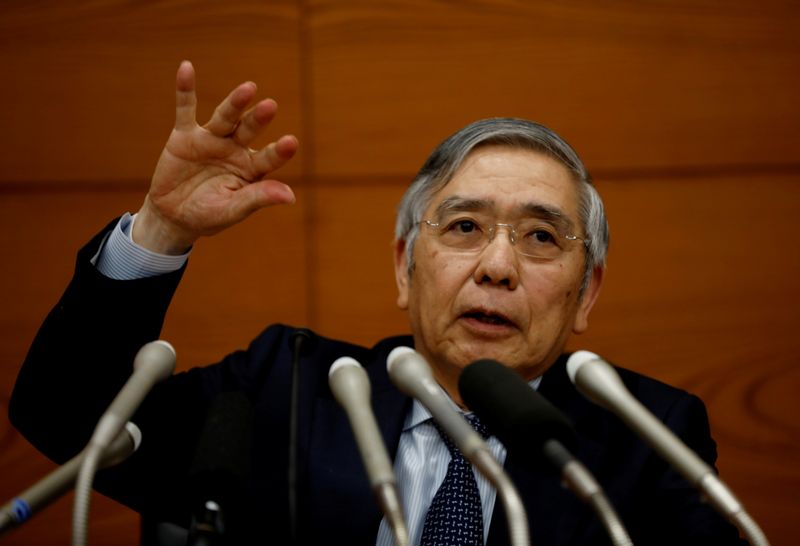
[473,225,520,289]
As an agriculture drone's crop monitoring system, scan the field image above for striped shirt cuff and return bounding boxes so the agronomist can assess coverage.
[94,212,191,280]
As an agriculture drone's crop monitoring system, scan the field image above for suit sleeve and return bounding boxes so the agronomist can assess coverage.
[9,218,187,460]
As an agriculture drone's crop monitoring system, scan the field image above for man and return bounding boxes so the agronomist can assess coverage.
[9,61,745,545]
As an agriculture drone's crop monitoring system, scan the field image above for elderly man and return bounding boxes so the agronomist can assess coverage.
[10,61,744,545]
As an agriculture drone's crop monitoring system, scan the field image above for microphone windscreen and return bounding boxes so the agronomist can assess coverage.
[459,359,577,466]
[189,391,254,508]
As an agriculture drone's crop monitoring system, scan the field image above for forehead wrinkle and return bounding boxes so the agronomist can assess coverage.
[433,195,493,217]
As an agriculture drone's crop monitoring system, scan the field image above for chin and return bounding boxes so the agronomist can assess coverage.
[455,344,520,368]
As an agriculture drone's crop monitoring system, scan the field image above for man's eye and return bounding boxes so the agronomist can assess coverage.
[528,228,557,244]
[448,219,480,234]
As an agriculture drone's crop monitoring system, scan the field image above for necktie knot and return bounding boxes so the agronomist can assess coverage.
[431,414,489,458]
[466,413,490,440]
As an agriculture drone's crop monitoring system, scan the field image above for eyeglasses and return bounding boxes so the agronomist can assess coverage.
[420,215,589,261]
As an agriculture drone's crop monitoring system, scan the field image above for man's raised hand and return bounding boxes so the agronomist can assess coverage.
[134,60,299,254]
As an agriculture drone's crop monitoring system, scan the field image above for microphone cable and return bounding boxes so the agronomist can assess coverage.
[288,328,314,544]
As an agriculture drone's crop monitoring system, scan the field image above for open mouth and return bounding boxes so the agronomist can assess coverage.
[463,310,514,327]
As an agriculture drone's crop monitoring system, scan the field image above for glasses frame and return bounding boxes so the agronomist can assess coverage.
[420,218,590,261]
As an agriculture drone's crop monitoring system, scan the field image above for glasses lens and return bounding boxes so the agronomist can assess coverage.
[434,216,486,251]
[425,216,576,261]
[514,221,565,259]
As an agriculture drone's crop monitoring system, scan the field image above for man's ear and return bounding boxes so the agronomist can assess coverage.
[573,266,604,334]
[393,239,410,310]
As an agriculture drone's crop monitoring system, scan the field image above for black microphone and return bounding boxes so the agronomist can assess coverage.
[187,391,254,546]
[459,359,576,463]
[0,422,141,535]
[459,359,633,546]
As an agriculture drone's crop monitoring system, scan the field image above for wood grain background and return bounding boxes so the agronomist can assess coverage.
[1,1,798,544]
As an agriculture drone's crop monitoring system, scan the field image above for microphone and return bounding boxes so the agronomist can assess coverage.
[567,350,770,546]
[386,347,530,546]
[72,340,176,546]
[459,359,633,546]
[89,340,176,450]
[329,357,409,546]
[0,422,141,535]
[187,391,254,546]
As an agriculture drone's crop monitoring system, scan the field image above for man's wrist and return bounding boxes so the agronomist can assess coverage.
[95,213,190,280]
[132,200,195,255]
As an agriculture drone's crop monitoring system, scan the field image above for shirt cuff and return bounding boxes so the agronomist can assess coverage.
[94,212,191,280]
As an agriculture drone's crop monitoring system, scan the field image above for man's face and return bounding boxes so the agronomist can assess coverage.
[394,145,602,399]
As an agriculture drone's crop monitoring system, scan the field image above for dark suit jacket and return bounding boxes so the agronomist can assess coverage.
[9,220,745,545]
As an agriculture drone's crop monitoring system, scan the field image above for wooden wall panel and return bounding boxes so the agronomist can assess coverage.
[308,0,800,178]
[1,0,799,544]
[161,193,310,369]
[0,0,303,183]
[312,182,408,344]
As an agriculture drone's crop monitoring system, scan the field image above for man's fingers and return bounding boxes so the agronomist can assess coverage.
[233,99,278,147]
[231,179,296,219]
[175,60,197,130]
[252,135,299,177]
[205,82,258,137]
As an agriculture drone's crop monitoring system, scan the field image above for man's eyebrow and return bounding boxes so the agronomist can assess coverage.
[432,196,578,233]
[433,196,492,216]
[519,203,575,231]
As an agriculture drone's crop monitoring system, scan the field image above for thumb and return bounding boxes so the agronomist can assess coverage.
[229,180,296,219]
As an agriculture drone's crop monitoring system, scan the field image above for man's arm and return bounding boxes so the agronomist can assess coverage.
[9,59,299,471]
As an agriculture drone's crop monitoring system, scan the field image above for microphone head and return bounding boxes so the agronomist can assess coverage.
[329,356,371,406]
[566,350,601,384]
[132,340,176,382]
[100,422,143,469]
[459,359,577,468]
[386,347,434,396]
[329,356,361,377]
[386,346,417,374]
[123,422,143,452]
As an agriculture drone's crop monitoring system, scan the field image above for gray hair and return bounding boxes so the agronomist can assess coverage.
[394,117,609,294]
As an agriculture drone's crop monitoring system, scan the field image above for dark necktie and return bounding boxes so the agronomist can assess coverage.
[420,414,490,546]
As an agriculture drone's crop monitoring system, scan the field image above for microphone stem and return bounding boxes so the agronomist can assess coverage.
[731,510,770,546]
[586,492,634,546]
[0,513,12,534]
[72,444,103,546]
[374,483,409,546]
[288,334,303,544]
[471,448,530,546]
[561,462,633,546]
[699,474,769,546]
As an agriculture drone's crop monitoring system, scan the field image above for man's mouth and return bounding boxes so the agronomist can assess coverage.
[462,310,515,328]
